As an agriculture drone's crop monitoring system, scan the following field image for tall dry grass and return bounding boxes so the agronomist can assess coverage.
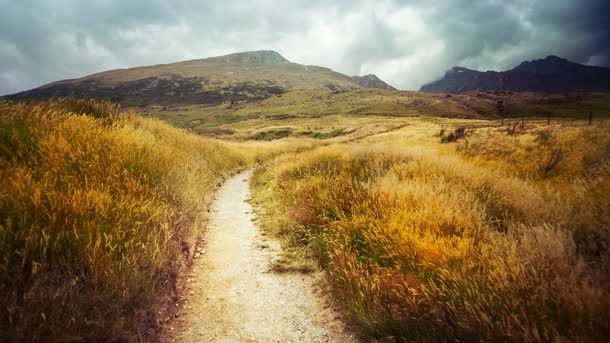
[254,125,610,341]
[0,99,265,341]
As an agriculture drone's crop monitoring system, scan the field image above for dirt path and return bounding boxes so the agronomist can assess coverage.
[166,170,356,342]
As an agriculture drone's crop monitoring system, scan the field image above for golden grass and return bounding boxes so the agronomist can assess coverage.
[0,99,287,341]
[253,124,610,341]
[457,124,610,179]
[3,96,608,341]
[142,91,610,138]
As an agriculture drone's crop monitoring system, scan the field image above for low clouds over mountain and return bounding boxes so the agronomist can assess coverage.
[1,0,608,94]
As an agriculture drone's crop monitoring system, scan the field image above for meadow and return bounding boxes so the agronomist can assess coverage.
[251,120,610,341]
[0,99,310,341]
[142,90,610,138]
[1,95,608,342]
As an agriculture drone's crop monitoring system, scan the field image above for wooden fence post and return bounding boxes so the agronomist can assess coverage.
[589,112,593,125]
[547,113,551,126]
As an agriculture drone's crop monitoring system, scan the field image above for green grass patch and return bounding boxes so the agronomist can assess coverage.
[248,167,316,273]
[250,128,293,140]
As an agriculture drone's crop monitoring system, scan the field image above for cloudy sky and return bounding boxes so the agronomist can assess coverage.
[1,0,608,95]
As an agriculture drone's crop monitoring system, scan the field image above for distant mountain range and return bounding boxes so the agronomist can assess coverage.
[4,50,395,107]
[420,55,610,93]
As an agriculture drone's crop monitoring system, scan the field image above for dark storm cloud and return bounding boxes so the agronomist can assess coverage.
[0,0,608,94]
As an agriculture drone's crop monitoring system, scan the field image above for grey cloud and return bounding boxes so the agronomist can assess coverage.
[0,0,608,94]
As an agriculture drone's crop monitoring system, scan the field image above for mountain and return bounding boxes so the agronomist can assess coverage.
[420,55,610,93]
[4,50,396,106]
[350,74,396,90]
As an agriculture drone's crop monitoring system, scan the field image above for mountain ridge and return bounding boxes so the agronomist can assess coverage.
[420,55,610,93]
[4,50,397,106]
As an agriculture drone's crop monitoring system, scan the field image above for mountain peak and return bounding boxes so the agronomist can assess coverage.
[544,55,567,62]
[221,50,290,66]
[447,66,475,74]
[511,55,598,78]
[351,74,396,90]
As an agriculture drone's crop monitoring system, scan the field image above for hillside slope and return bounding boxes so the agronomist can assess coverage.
[139,88,610,138]
[4,50,395,106]
[420,55,610,93]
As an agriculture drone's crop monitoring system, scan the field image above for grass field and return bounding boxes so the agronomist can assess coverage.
[138,90,610,142]
[1,94,609,342]
[251,120,610,341]
[0,99,312,341]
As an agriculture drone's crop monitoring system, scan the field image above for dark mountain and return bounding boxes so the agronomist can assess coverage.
[3,50,396,107]
[351,74,396,90]
[420,55,610,93]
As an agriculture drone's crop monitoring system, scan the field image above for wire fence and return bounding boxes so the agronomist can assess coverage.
[446,114,609,132]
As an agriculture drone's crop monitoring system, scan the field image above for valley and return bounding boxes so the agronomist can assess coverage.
[142,89,610,139]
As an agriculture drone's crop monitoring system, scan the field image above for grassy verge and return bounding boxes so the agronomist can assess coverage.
[0,99,277,341]
[252,124,610,341]
[249,166,316,273]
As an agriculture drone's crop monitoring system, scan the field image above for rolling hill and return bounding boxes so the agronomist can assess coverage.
[4,50,395,106]
[4,51,609,138]
[420,55,610,93]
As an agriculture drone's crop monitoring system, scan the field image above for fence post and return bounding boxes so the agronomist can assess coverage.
[547,113,551,126]
[589,112,593,125]
[521,115,525,129]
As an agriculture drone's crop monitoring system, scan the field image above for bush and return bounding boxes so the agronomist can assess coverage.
[305,128,346,139]
[251,128,292,140]
[440,127,466,143]
[440,132,455,143]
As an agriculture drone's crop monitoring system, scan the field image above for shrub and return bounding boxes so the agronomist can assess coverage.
[251,128,292,140]
[440,127,466,143]
[306,128,346,139]
[454,126,466,139]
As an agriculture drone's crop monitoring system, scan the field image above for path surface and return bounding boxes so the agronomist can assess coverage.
[167,170,356,342]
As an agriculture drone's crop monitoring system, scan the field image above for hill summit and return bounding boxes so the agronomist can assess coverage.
[218,50,290,66]
[351,74,396,90]
[5,50,396,107]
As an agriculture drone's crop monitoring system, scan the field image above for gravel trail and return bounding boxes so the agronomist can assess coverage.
[166,170,356,343]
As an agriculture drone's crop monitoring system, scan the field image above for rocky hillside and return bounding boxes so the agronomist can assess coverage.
[4,50,396,107]
[420,55,610,93]
[350,74,396,90]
